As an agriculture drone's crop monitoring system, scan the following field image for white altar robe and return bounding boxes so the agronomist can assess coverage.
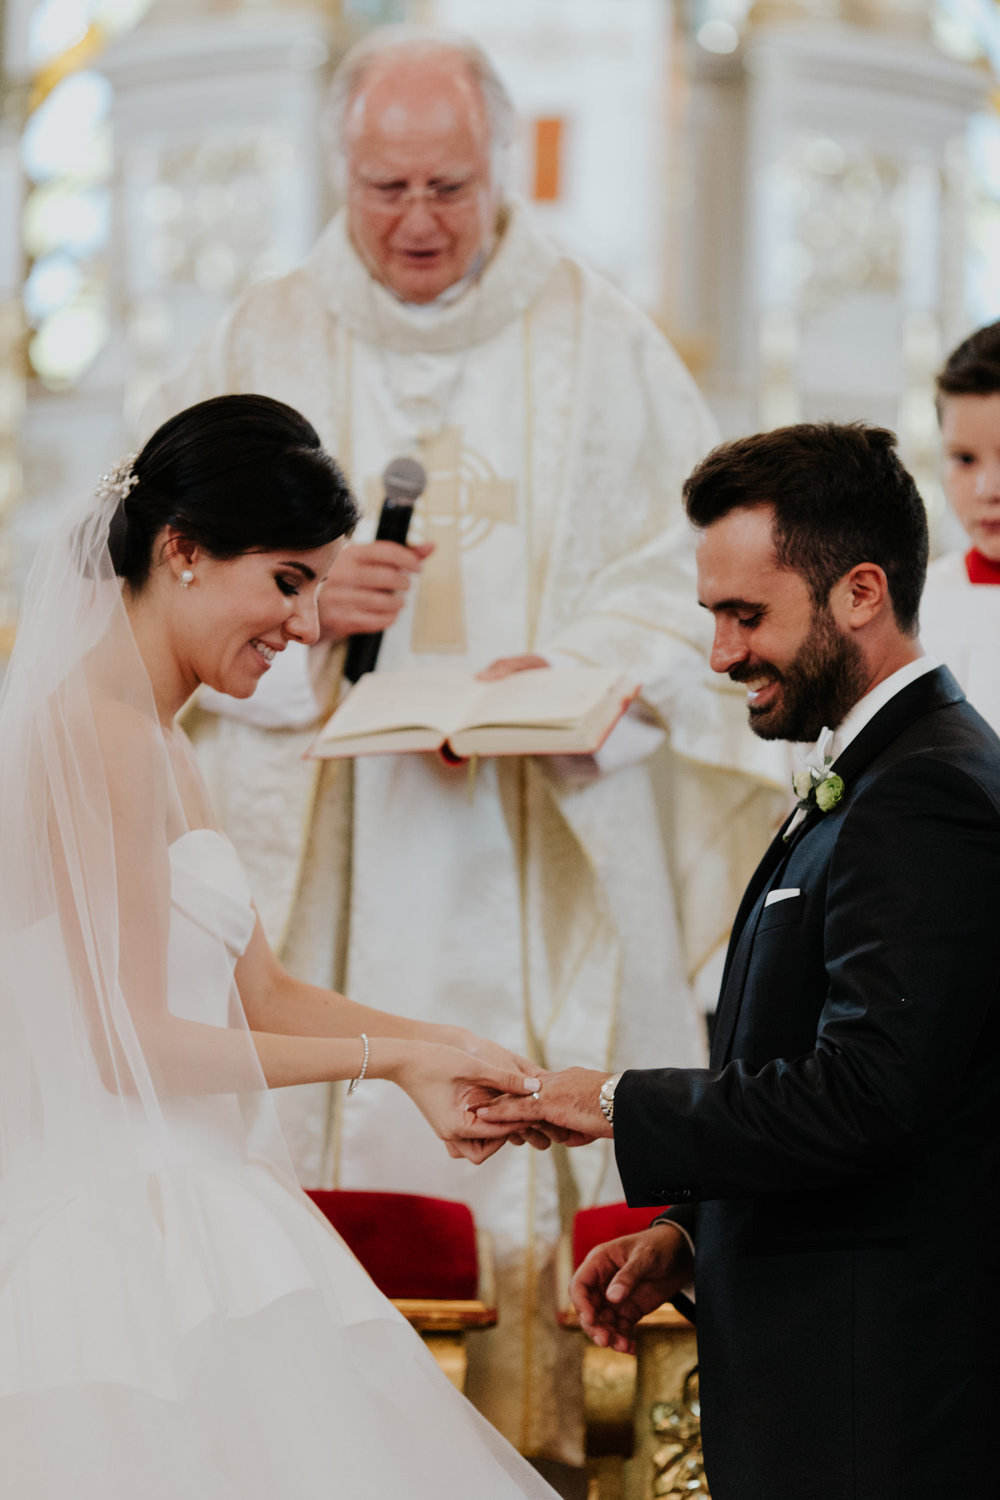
[146,199,786,1459]
[920,551,1000,733]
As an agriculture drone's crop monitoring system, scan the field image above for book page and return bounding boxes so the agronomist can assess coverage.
[460,667,628,730]
[315,671,475,746]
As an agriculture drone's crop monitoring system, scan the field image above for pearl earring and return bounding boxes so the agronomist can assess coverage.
[179,569,194,588]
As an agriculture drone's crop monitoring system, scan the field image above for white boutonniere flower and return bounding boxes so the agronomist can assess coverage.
[789,758,845,828]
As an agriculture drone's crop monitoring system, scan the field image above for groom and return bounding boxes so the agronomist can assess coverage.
[477,421,1000,1500]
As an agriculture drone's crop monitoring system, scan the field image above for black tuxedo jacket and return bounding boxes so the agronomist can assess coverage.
[614,667,1000,1500]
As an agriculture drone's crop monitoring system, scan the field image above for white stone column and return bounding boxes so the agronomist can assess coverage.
[673,18,984,482]
[102,5,337,431]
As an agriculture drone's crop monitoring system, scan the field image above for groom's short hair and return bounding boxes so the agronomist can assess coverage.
[682,422,928,636]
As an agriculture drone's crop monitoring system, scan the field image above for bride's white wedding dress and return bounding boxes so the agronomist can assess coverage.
[0,828,556,1499]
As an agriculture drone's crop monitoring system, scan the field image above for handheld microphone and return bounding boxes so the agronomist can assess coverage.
[343,456,427,683]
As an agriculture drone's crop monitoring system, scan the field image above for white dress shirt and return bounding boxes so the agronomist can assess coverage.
[817,655,939,765]
[784,656,939,838]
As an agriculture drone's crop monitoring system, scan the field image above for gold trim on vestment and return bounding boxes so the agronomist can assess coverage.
[412,428,468,653]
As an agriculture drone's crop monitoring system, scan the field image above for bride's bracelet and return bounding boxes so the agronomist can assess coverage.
[348,1033,370,1096]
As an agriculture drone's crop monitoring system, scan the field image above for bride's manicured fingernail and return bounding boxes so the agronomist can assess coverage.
[524,1076,541,1091]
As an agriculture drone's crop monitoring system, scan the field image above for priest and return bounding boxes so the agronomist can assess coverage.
[144,24,784,1466]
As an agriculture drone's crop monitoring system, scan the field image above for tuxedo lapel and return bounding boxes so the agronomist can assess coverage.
[712,813,802,1066]
[719,817,794,989]
[827,665,965,787]
[710,666,965,1070]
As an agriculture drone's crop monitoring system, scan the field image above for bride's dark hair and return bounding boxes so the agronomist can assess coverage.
[109,394,359,588]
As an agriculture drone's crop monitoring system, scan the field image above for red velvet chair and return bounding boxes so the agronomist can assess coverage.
[559,1201,673,1331]
[304,1188,496,1390]
[571,1202,665,1277]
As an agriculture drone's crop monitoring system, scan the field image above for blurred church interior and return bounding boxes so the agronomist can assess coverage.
[0,0,997,613]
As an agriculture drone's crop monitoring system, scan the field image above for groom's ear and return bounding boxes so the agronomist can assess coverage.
[829,562,889,633]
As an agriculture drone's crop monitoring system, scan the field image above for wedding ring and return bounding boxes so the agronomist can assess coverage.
[531,1089,541,1100]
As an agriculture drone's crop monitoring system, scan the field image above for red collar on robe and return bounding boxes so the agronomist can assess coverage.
[965,548,1000,584]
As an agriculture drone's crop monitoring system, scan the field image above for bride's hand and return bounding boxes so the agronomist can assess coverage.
[390,1040,541,1165]
[437,1028,554,1153]
[442,1025,538,1080]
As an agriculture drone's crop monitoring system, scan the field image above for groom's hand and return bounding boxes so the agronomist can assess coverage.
[437,1028,554,1152]
[571,1223,694,1355]
[473,1066,612,1144]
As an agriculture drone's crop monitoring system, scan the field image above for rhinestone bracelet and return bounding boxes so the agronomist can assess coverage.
[348,1033,370,1096]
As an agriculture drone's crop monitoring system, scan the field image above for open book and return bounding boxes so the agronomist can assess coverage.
[309,666,640,761]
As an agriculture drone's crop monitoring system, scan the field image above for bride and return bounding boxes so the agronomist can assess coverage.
[0,394,554,1497]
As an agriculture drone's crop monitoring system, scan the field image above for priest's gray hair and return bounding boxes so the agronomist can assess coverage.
[322,25,516,195]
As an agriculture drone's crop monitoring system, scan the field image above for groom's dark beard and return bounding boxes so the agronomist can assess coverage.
[730,604,867,743]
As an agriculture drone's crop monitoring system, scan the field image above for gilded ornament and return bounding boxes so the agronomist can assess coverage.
[649,1366,710,1497]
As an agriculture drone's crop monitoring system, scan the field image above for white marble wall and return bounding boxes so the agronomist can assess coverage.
[2,0,34,77]
[673,20,984,489]
[423,0,673,313]
[0,117,26,615]
[1,0,31,602]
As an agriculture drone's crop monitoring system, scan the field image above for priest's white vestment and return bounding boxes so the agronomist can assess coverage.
[920,550,1000,732]
[146,200,785,1460]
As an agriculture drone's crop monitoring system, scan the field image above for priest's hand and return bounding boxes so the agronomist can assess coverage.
[571,1224,693,1355]
[318,539,435,643]
[477,654,549,680]
[473,1066,612,1146]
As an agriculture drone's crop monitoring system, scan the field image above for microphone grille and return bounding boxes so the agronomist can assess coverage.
[383,456,427,506]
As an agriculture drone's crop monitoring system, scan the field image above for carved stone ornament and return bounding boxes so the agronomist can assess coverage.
[787,137,903,319]
[138,131,294,298]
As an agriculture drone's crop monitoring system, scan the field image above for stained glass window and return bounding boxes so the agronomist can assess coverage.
[21,0,154,388]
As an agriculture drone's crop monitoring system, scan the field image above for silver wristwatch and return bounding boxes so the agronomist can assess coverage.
[599,1072,623,1128]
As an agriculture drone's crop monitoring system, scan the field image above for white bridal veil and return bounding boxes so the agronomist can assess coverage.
[0,478,277,1138]
[0,477,559,1499]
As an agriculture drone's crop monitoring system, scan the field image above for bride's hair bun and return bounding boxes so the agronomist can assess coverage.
[112,395,359,591]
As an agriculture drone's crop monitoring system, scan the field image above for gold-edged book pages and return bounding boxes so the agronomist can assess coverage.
[308,667,640,761]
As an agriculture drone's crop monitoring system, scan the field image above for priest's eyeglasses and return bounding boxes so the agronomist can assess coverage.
[354,176,483,215]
